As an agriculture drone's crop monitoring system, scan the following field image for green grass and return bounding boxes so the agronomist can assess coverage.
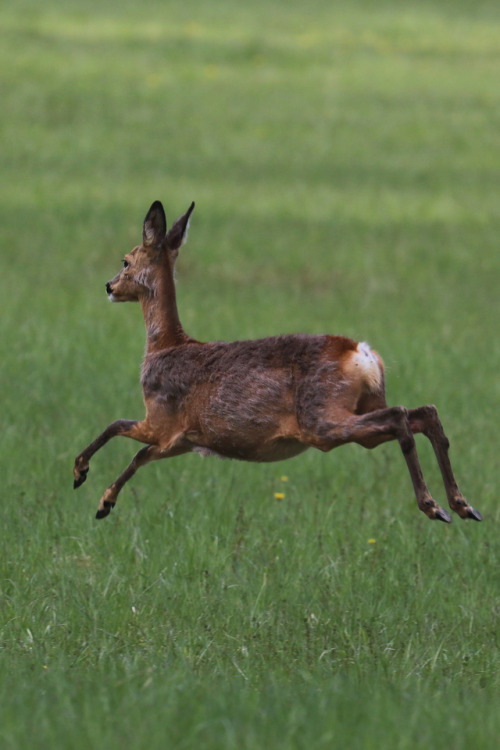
[1,0,500,746]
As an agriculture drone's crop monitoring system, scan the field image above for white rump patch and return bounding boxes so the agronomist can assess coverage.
[351,342,384,392]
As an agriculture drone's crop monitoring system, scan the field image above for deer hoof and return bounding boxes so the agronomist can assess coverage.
[73,468,89,489]
[434,507,452,523]
[95,500,115,520]
[465,506,482,522]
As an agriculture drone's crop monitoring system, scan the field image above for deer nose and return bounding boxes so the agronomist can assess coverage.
[106,282,113,295]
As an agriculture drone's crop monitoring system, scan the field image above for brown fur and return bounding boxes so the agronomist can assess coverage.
[74,200,482,524]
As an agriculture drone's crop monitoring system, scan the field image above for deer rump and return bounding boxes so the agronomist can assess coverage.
[141,333,383,463]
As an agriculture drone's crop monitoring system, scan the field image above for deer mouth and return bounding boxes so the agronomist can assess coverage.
[106,282,117,301]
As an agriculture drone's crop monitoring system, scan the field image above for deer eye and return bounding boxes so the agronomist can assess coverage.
[123,259,130,269]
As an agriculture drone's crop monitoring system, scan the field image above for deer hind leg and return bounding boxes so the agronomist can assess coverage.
[95,442,191,519]
[73,419,146,488]
[408,405,482,521]
[307,406,452,522]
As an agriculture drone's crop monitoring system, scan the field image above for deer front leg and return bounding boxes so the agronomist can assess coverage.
[408,405,482,521]
[95,442,190,519]
[96,444,157,518]
[73,419,140,488]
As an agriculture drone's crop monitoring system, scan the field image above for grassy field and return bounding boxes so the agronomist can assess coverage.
[1,0,500,746]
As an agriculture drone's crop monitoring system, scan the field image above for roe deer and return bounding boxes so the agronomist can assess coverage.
[74,200,482,523]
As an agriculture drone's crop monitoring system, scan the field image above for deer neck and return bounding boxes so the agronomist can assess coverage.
[140,260,188,353]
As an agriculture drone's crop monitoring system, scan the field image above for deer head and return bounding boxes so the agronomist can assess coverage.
[106,200,195,302]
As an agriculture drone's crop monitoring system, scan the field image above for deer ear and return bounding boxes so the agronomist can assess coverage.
[143,201,167,247]
[165,202,195,251]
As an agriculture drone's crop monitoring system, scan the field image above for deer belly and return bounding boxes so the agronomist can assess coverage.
[185,406,306,462]
[190,433,309,463]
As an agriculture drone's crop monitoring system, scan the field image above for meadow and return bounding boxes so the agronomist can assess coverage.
[1,0,500,746]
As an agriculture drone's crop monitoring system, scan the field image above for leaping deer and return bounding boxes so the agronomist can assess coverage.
[74,200,482,524]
